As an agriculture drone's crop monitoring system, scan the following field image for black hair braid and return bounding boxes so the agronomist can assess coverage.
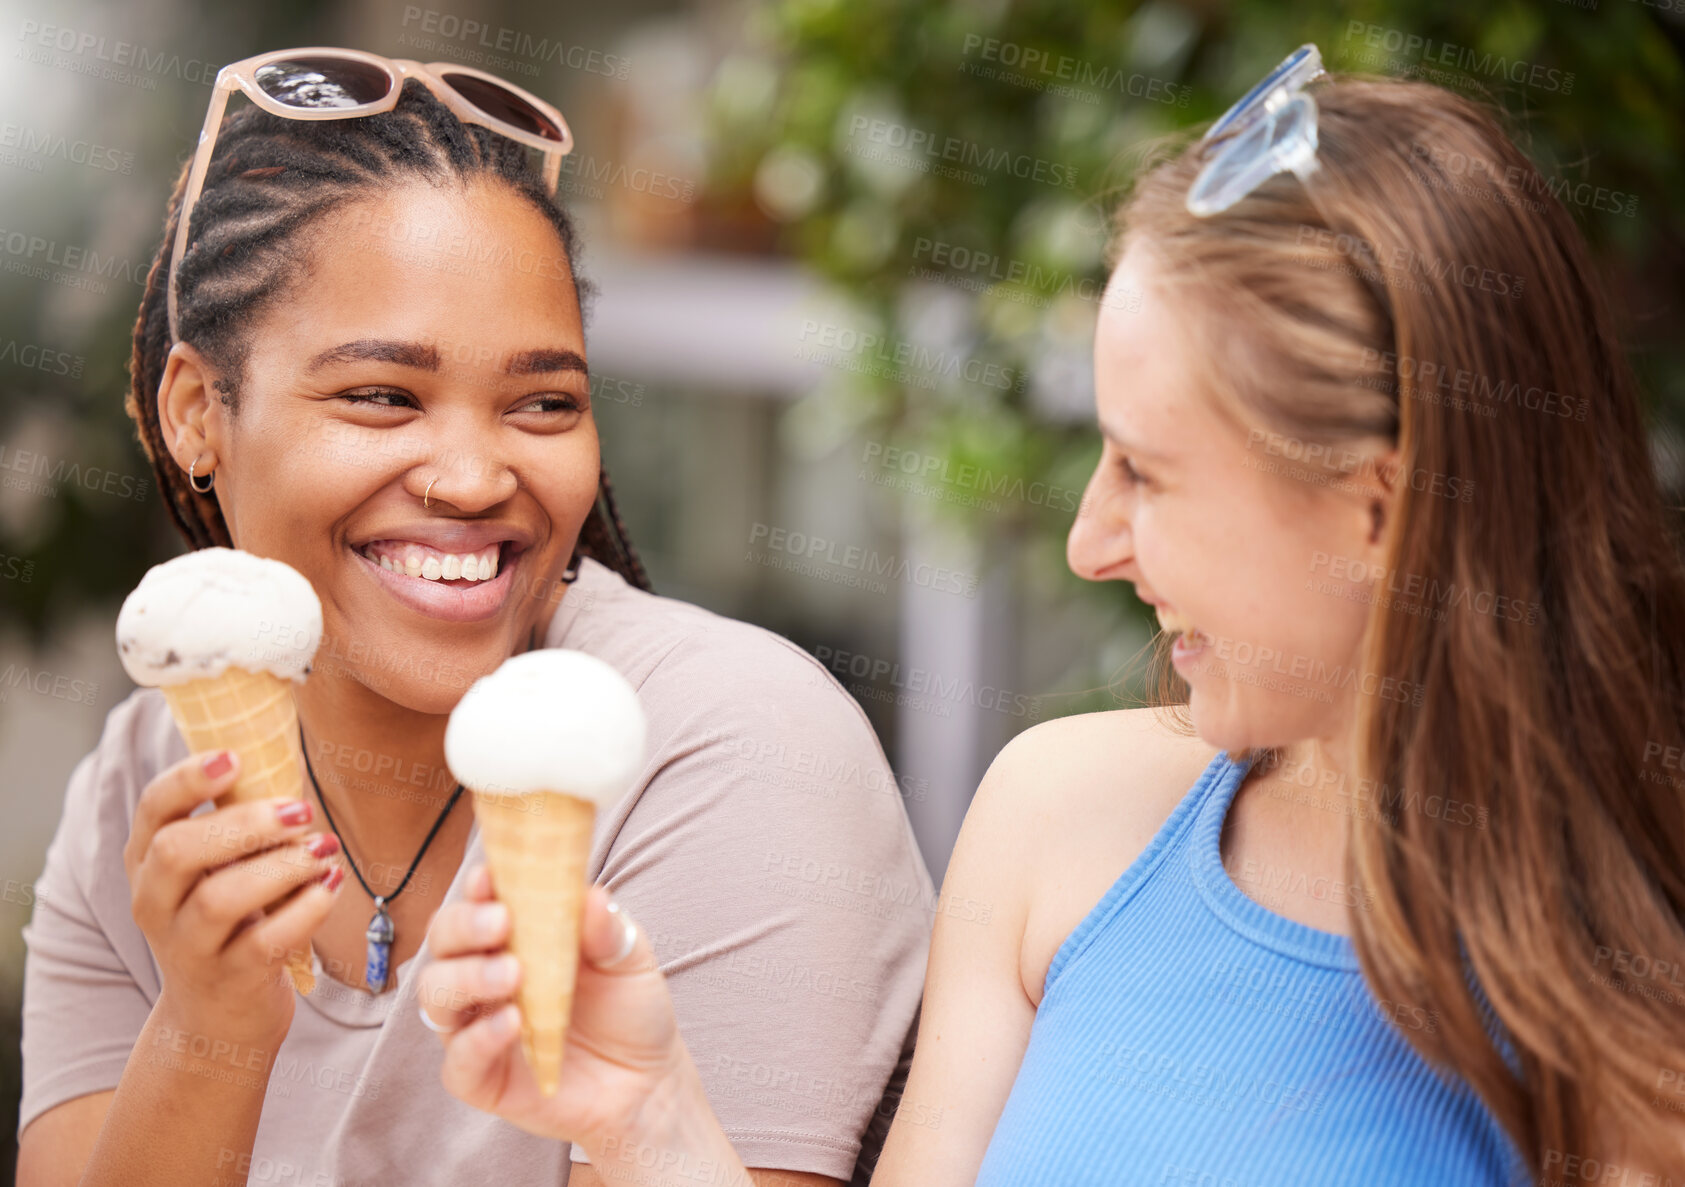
[125,73,650,591]
[127,147,215,551]
[586,465,649,590]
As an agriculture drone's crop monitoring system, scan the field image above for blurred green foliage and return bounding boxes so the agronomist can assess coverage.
[3,0,1682,643]
[706,0,1685,603]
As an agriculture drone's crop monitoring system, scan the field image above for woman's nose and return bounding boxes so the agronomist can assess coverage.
[1066,476,1133,582]
[410,445,517,512]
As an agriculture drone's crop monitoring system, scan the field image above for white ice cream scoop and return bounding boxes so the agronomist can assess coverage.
[116,547,323,686]
[444,649,648,806]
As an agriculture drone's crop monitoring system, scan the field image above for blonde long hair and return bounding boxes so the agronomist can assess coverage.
[1126,76,1685,1173]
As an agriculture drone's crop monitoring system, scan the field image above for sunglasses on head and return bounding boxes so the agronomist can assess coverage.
[165,46,575,344]
[1187,43,1327,217]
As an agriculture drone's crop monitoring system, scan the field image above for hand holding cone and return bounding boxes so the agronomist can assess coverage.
[117,547,324,995]
[445,649,647,1096]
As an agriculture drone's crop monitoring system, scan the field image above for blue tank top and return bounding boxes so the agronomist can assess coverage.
[973,751,1529,1186]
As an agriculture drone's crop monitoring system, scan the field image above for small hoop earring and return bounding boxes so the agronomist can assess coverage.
[187,455,215,494]
[424,477,437,510]
[559,553,580,584]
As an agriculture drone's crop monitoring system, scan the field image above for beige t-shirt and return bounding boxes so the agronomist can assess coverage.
[19,556,933,1184]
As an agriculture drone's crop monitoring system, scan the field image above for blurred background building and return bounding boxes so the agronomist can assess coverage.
[2,0,1682,1176]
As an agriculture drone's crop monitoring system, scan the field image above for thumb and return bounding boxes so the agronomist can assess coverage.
[581,886,655,974]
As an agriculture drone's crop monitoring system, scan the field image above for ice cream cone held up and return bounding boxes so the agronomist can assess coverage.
[444,649,648,1096]
[117,547,325,994]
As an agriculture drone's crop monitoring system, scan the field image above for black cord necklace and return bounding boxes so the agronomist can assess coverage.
[299,723,465,994]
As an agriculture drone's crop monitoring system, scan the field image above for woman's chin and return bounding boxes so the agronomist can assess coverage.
[1187,688,1263,757]
[305,626,501,714]
[1190,692,1323,764]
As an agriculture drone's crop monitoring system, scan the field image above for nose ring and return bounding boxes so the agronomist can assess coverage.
[424,477,437,510]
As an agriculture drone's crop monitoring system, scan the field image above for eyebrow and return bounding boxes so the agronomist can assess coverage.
[305,339,588,377]
[1097,415,1170,460]
[505,347,589,377]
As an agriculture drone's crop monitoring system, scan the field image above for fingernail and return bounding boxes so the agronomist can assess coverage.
[203,750,234,779]
[306,833,339,858]
[605,898,637,965]
[473,903,507,941]
[318,865,345,892]
[486,955,519,992]
[491,1004,519,1036]
[277,800,313,826]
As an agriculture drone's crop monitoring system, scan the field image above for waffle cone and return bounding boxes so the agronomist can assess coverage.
[471,788,595,1097]
[161,666,315,995]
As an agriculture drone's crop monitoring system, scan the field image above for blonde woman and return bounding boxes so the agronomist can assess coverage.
[421,49,1685,1183]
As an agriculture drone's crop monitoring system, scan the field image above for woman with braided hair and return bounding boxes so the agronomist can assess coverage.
[17,52,931,1187]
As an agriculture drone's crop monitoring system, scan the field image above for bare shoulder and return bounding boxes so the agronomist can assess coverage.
[876,707,1218,1185]
[963,707,1216,1005]
[972,706,1216,844]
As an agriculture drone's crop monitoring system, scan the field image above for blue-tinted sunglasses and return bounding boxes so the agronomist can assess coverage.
[1187,43,1327,217]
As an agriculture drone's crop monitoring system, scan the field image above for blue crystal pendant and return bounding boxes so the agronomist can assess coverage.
[365,897,395,993]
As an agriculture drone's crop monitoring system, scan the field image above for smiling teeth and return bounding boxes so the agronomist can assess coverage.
[1156,606,1205,641]
[365,541,502,583]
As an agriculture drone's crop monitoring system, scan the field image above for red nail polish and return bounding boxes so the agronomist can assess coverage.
[203,751,233,779]
[276,800,313,827]
[319,865,345,891]
[306,833,339,858]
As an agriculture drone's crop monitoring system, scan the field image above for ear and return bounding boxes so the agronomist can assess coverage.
[1351,441,1399,571]
[155,341,229,475]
